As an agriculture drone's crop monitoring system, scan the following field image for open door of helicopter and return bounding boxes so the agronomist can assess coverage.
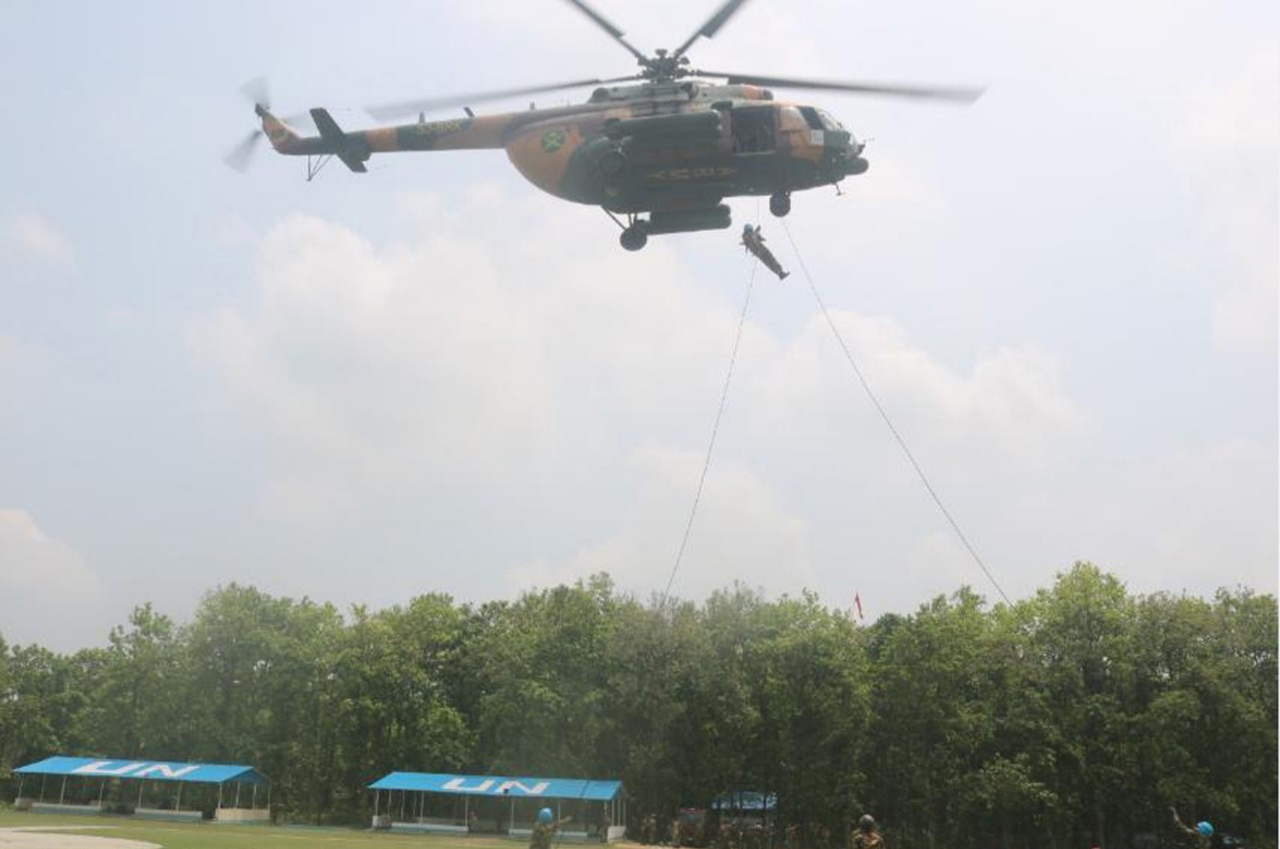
[729,106,776,155]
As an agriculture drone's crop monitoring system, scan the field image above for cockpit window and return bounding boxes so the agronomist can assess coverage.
[816,109,843,130]
[798,106,824,130]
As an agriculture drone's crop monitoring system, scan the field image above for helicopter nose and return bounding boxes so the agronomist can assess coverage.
[841,140,869,176]
[843,155,870,177]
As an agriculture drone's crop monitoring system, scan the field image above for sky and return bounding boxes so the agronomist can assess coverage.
[1,0,1276,652]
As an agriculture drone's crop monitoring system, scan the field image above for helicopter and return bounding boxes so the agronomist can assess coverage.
[227,0,982,251]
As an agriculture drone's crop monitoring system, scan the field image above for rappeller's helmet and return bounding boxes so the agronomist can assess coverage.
[858,815,876,833]
[1196,823,1214,838]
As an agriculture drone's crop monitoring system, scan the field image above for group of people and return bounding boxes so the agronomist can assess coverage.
[627,811,883,849]
[532,805,1217,849]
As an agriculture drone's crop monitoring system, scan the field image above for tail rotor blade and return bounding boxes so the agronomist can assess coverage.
[223,130,263,172]
[240,75,271,109]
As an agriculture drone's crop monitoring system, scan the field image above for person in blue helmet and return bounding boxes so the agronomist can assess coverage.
[531,807,572,849]
[1171,807,1214,849]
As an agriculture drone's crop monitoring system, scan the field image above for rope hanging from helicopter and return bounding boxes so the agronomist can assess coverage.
[777,219,1012,605]
[658,251,759,611]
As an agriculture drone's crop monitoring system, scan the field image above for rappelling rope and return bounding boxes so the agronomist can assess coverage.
[779,218,1011,606]
[659,254,760,611]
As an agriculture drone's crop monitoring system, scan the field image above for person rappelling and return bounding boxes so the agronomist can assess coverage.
[741,224,790,280]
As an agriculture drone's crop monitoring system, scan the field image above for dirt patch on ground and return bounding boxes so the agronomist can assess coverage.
[0,827,160,849]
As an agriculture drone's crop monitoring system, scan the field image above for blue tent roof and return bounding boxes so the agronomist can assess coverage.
[16,756,268,786]
[369,772,621,801]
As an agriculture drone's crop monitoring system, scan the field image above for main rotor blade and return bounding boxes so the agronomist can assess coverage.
[223,130,263,172]
[366,75,640,122]
[673,0,752,58]
[562,0,648,64]
[700,70,985,103]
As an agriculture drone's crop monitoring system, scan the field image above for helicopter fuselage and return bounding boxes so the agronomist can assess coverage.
[264,81,868,220]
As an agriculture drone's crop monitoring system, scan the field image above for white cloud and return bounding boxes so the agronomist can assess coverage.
[0,510,106,650]
[1,213,76,271]
[197,191,729,495]
[739,310,1091,483]
[1171,50,1279,356]
[507,445,816,601]
[196,190,1099,608]
[189,177,1279,624]
[1088,438,1279,596]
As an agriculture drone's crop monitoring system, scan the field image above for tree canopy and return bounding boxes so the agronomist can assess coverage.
[0,564,1274,849]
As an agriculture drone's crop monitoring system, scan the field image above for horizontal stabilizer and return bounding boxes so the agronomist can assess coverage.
[309,107,370,173]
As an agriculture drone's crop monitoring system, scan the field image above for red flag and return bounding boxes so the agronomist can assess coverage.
[854,592,864,621]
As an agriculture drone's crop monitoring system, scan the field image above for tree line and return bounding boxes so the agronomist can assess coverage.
[0,563,1274,849]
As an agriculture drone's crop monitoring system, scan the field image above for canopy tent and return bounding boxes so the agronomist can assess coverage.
[15,756,270,822]
[368,772,625,840]
[712,791,776,812]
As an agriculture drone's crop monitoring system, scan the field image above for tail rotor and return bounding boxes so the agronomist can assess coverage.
[223,77,310,172]
[222,77,272,172]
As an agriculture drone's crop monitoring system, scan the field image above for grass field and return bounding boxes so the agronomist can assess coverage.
[0,810,571,849]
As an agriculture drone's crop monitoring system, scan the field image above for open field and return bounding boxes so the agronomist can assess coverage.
[0,812,560,849]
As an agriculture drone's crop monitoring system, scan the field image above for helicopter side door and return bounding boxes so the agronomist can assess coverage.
[729,106,777,154]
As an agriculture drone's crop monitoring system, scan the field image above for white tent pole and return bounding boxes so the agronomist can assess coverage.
[236,782,242,808]
[176,782,183,811]
[17,775,24,799]
[59,776,67,805]
[218,783,224,810]
[138,780,145,808]
[98,780,105,808]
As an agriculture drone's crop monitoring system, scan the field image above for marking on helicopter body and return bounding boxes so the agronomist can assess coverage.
[419,119,467,136]
[541,129,567,153]
[646,166,737,181]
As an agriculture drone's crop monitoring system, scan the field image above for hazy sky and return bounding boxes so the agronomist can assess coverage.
[1,0,1275,651]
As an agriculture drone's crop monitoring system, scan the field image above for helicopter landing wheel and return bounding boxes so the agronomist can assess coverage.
[769,192,792,217]
[620,224,648,251]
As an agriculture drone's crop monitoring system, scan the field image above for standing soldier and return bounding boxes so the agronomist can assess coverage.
[851,815,883,849]
[644,813,657,845]
[599,805,612,844]
[531,808,572,849]
[672,814,683,849]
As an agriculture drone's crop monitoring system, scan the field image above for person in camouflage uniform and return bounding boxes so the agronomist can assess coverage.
[671,815,683,849]
[740,224,790,280]
[851,815,883,849]
[531,808,572,849]
[599,805,612,844]
[644,813,657,845]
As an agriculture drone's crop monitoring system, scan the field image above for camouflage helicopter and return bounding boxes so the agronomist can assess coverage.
[227,0,982,251]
